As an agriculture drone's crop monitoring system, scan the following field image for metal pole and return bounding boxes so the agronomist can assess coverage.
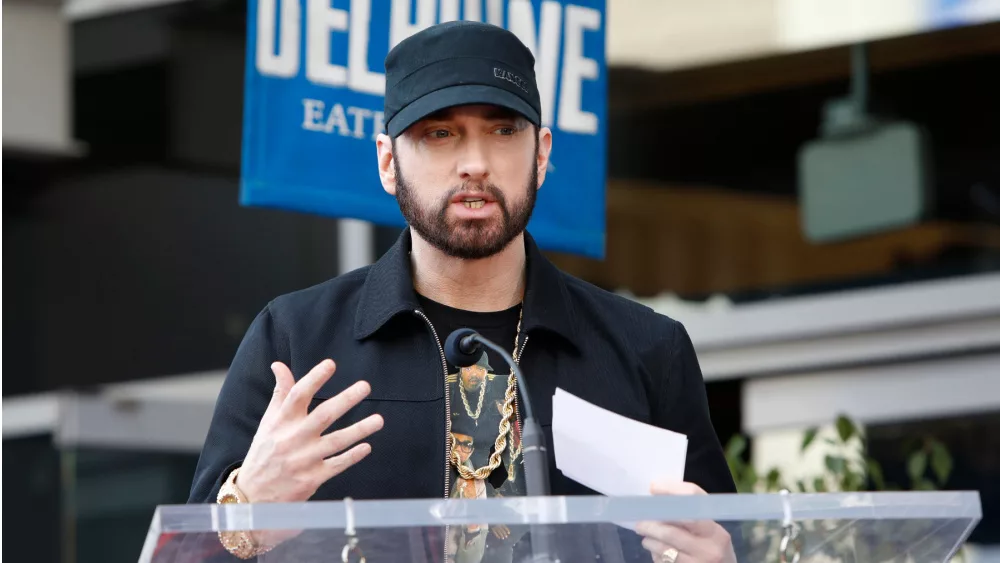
[850,43,869,115]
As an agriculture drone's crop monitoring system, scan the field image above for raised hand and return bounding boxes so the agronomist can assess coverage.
[236,359,383,504]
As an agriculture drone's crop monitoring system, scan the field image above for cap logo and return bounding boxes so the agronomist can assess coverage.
[493,67,529,94]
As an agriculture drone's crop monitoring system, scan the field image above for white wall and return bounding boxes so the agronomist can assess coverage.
[2,0,78,155]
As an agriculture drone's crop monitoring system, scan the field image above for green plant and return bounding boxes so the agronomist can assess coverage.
[724,414,962,561]
[724,413,953,494]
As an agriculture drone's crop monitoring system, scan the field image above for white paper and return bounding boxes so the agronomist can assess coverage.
[551,388,688,498]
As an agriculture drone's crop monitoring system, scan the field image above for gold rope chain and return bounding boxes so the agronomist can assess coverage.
[450,307,522,481]
[459,371,488,419]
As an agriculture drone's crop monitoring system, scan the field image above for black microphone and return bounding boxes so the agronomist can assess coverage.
[444,328,557,563]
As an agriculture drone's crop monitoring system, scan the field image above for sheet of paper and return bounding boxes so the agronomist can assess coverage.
[551,388,688,498]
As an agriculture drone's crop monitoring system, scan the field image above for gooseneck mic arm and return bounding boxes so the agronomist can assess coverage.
[444,328,548,495]
[445,329,538,425]
[444,328,557,562]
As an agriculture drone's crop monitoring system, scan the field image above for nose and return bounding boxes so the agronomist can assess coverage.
[456,137,490,181]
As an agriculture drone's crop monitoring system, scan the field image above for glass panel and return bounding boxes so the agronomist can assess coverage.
[141,492,981,563]
[64,447,199,563]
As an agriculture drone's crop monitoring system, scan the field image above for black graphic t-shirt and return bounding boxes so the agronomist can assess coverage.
[417,295,528,563]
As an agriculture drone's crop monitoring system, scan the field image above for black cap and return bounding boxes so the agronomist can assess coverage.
[383,21,541,137]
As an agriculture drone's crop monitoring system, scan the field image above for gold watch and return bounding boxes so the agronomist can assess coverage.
[217,467,272,559]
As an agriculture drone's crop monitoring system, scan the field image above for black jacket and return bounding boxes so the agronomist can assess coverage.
[189,230,735,505]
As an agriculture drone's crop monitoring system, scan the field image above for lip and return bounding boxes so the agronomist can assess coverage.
[450,200,499,219]
[450,192,496,204]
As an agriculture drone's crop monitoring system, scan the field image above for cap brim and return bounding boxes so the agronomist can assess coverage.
[386,84,540,137]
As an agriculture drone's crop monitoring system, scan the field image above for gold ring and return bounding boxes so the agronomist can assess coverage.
[660,547,679,563]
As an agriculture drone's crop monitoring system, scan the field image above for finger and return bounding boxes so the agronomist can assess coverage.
[635,522,702,559]
[648,481,719,538]
[303,381,372,434]
[641,537,687,563]
[650,481,707,496]
[640,521,733,563]
[282,359,337,414]
[319,442,372,481]
[315,414,383,457]
[260,362,295,428]
[674,519,722,538]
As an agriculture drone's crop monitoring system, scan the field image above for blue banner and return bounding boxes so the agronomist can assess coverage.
[240,0,607,258]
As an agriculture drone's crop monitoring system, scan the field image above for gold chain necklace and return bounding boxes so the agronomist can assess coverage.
[450,306,522,481]
[459,371,488,421]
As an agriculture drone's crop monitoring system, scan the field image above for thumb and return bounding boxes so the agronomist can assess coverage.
[650,480,707,496]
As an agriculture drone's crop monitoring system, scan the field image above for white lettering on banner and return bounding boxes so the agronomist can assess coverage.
[346,106,375,138]
[372,109,386,136]
[257,0,299,77]
[486,0,504,26]
[440,0,458,22]
[348,0,385,94]
[438,0,496,23]
[507,0,561,128]
[390,0,436,48]
[558,4,600,134]
[307,0,349,86]
[258,1,603,137]
[303,98,326,130]
[302,98,385,140]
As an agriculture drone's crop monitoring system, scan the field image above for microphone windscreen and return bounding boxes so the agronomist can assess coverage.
[444,328,481,367]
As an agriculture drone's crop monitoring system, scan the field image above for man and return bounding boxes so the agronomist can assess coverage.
[189,20,738,563]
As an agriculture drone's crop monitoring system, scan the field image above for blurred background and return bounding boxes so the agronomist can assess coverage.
[3,0,1000,562]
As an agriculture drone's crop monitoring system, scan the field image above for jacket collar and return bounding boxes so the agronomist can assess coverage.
[354,228,579,349]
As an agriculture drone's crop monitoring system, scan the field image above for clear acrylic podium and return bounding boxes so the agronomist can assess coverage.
[140,491,981,563]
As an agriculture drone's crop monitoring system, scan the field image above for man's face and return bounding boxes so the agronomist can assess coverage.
[453,433,474,463]
[460,365,487,389]
[377,105,552,260]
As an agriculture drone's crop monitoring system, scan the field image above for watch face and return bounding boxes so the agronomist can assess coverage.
[219,492,240,504]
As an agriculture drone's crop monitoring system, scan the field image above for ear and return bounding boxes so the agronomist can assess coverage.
[535,126,553,189]
[376,133,397,196]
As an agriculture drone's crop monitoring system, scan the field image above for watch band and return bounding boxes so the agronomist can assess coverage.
[216,468,272,559]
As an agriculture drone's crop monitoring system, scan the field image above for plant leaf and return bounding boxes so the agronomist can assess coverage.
[842,470,866,492]
[908,450,928,484]
[866,457,886,490]
[801,427,819,453]
[930,441,953,485]
[840,472,853,492]
[726,434,747,461]
[743,465,758,493]
[813,477,827,493]
[836,415,856,443]
[854,471,867,491]
[825,455,847,475]
[766,468,782,491]
[796,479,808,493]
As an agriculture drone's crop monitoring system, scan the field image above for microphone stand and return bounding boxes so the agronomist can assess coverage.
[470,336,558,563]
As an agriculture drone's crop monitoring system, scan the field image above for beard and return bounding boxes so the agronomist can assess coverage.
[394,151,538,260]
